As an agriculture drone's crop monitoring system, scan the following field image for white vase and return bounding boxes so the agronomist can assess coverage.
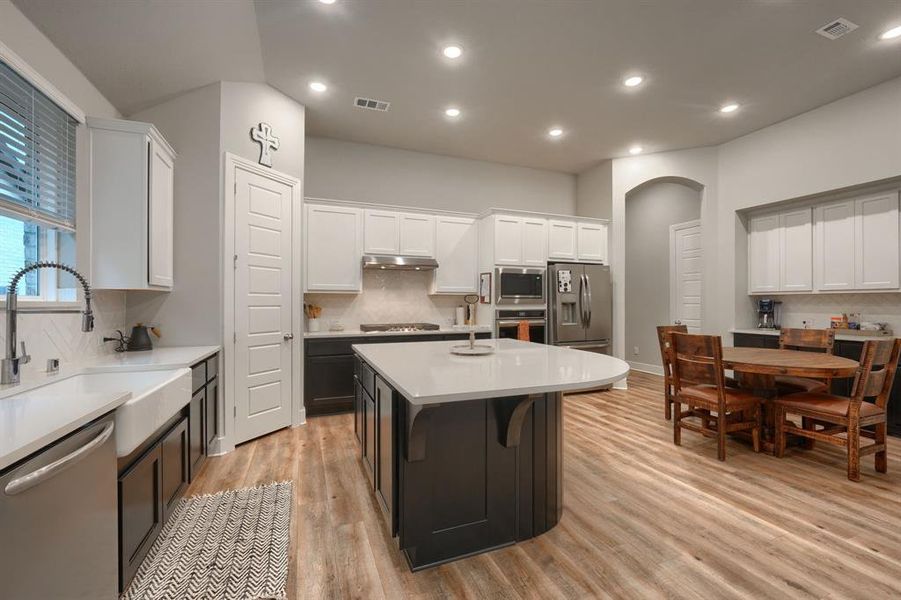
[308,318,321,332]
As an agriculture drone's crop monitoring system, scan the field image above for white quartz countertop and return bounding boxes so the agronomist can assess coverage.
[0,345,220,472]
[352,338,630,405]
[305,326,492,339]
[730,328,893,342]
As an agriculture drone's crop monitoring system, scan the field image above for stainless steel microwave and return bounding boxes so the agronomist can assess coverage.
[495,267,546,305]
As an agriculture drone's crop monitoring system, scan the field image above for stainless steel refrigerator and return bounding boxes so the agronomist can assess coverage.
[548,263,612,354]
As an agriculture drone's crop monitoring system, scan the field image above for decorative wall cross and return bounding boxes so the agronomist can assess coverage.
[250,122,280,167]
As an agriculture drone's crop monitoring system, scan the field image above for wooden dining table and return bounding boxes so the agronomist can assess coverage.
[721,347,860,453]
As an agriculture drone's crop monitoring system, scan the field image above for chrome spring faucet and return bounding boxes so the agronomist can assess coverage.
[2,262,94,385]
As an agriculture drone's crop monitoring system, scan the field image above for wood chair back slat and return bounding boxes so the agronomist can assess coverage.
[668,332,725,391]
[852,338,901,408]
[657,325,687,379]
[779,328,835,354]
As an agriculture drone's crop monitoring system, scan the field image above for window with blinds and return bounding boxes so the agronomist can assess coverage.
[0,59,77,232]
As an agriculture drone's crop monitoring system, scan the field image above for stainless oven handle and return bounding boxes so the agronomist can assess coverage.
[4,421,115,496]
[497,319,546,327]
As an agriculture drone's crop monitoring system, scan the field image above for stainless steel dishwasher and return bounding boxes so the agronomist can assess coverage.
[0,413,118,599]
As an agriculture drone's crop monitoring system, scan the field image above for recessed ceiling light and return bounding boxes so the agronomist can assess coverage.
[623,75,644,87]
[629,146,643,155]
[880,25,901,40]
[548,127,563,138]
[443,45,463,59]
[720,103,739,113]
[444,107,461,118]
[309,81,327,93]
[318,0,336,4]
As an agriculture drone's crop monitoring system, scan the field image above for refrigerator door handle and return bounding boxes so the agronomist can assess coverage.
[585,273,593,326]
[579,273,587,327]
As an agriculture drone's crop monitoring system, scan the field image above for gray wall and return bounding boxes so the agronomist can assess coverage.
[305,137,576,215]
[575,159,612,219]
[624,181,701,369]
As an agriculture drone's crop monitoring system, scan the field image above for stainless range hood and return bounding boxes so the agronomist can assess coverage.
[362,255,439,271]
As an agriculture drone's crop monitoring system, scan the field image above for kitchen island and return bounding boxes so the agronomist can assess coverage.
[351,338,629,570]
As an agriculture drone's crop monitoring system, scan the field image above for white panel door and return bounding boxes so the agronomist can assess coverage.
[305,204,362,292]
[234,167,294,443]
[521,217,548,266]
[855,192,900,290]
[147,138,174,288]
[364,209,400,255]
[671,221,703,332]
[748,214,780,293]
[432,216,478,293]
[577,221,607,263]
[815,200,855,291]
[779,208,813,292]
[547,219,577,260]
[399,213,435,257]
[494,216,523,265]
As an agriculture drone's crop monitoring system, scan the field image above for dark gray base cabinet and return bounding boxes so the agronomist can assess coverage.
[733,333,900,436]
[118,352,220,593]
[306,333,490,416]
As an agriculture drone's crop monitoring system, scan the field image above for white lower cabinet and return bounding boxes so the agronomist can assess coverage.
[431,216,478,294]
[305,204,362,292]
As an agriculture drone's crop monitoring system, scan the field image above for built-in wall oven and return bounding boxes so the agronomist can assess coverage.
[495,267,546,306]
[495,309,547,344]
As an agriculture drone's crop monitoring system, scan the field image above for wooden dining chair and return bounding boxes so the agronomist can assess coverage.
[667,332,762,461]
[774,328,836,396]
[657,324,687,420]
[775,338,901,481]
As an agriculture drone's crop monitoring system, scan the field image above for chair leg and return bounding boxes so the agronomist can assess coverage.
[717,411,726,462]
[847,420,861,482]
[664,386,672,421]
[875,422,888,474]
[801,416,815,450]
[751,405,761,454]
[775,405,786,458]
[673,401,681,446]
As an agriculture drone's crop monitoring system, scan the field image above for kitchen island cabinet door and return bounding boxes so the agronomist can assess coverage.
[376,376,396,534]
[363,386,376,486]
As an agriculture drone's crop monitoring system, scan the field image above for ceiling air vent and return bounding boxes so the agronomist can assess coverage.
[354,97,391,112]
[815,17,859,40]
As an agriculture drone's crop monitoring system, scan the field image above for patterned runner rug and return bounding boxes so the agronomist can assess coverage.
[122,481,293,600]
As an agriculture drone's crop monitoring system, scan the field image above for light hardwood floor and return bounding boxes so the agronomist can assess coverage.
[188,371,901,599]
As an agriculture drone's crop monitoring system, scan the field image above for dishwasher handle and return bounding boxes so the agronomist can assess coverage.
[4,421,115,496]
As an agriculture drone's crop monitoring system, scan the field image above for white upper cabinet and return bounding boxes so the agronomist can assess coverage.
[88,117,176,290]
[547,219,577,260]
[577,221,608,263]
[521,217,548,266]
[399,213,436,257]
[363,209,400,255]
[494,215,525,265]
[814,200,855,291]
[778,208,812,292]
[305,203,362,292]
[748,214,780,293]
[432,216,478,294]
[854,192,899,289]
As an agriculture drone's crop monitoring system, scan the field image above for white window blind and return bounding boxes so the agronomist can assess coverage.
[0,59,77,232]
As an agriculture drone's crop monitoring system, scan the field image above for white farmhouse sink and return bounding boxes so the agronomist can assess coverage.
[21,369,192,456]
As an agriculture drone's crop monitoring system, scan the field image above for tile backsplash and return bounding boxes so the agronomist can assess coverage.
[304,270,466,330]
[0,290,127,373]
[771,293,901,333]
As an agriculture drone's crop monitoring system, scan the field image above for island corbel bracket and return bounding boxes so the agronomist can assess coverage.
[406,403,442,462]
[496,394,542,448]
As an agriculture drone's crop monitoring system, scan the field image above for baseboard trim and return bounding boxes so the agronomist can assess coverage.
[628,361,664,377]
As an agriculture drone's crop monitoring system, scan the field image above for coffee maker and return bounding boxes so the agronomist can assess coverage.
[756,299,782,329]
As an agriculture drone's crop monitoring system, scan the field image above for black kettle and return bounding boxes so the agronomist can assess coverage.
[127,324,157,351]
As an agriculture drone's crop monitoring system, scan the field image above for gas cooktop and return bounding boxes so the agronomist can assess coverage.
[359,322,441,333]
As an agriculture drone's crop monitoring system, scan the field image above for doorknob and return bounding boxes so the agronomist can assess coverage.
[283,333,294,341]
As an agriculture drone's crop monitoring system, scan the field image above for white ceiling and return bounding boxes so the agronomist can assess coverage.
[15,0,901,173]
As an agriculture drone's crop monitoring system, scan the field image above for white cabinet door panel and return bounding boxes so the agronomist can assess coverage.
[306,204,362,292]
[815,201,855,291]
[748,214,780,293]
[547,220,577,260]
[779,208,812,292]
[148,139,174,288]
[432,216,477,293]
[363,209,400,255]
[577,221,607,263]
[855,193,900,289]
[494,216,523,265]
[521,217,548,266]
[399,213,435,257]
